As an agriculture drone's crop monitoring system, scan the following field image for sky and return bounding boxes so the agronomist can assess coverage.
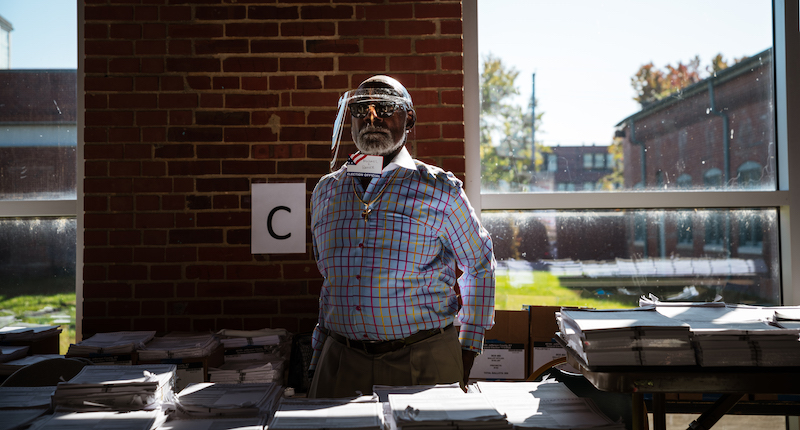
[0,0,772,147]
[478,0,773,147]
[0,0,77,69]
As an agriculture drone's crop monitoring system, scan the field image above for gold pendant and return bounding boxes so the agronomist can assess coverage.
[362,207,372,221]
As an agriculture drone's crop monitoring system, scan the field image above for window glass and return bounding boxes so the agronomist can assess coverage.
[478,0,774,193]
[0,2,78,352]
[483,210,780,310]
[0,218,76,352]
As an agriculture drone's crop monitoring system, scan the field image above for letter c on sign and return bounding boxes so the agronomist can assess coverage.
[267,206,291,240]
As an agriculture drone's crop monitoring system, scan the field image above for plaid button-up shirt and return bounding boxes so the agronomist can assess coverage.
[309,148,495,369]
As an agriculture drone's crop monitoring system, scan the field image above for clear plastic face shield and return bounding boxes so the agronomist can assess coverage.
[330,87,414,172]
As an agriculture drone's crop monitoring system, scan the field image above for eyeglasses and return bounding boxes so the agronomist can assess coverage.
[348,101,400,119]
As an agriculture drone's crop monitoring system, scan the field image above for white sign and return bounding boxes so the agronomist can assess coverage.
[469,343,526,380]
[251,183,306,254]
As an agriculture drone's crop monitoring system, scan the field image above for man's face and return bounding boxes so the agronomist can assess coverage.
[350,90,413,156]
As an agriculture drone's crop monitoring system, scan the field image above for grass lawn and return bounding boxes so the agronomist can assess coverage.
[495,270,637,310]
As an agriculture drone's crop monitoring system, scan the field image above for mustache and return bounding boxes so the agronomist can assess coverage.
[357,125,390,137]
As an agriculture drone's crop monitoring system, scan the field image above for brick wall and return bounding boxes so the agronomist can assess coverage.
[82,0,466,336]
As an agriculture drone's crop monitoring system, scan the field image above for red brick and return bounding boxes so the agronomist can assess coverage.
[85,178,134,194]
[291,91,339,107]
[136,195,160,211]
[109,161,141,177]
[363,4,413,20]
[301,5,352,19]
[250,39,304,54]
[169,40,192,55]
[141,301,166,315]
[167,247,199,262]
[136,213,175,228]
[213,195,239,209]
[196,111,250,125]
[85,5,134,20]
[441,19,462,35]
[198,246,252,262]
[85,247,133,264]
[213,77,239,90]
[159,94,198,109]
[85,40,134,56]
[142,58,165,73]
[390,55,436,72]
[364,38,410,54]
[186,264,224,280]
[241,77,269,91]
[248,5,299,20]
[280,57,334,72]
[162,195,185,210]
[84,195,108,211]
[197,144,250,159]
[136,40,167,55]
[137,111,168,126]
[169,24,223,38]
[281,297,319,314]
[110,23,142,39]
[143,23,167,39]
[187,76,211,89]
[280,22,335,37]
[85,58,108,73]
[388,20,436,36]
[225,23,278,38]
[133,247,166,263]
[415,3,461,19]
[223,57,278,73]
[170,229,224,244]
[168,160,220,176]
[135,76,159,91]
[86,77,133,92]
[442,123,464,139]
[166,57,220,73]
[195,6,246,20]
[135,5,159,21]
[282,263,321,279]
[197,282,252,297]
[227,264,281,280]
[221,160,276,175]
[108,128,142,143]
[226,94,278,109]
[110,230,141,246]
[160,76,184,91]
[195,39,248,55]
[85,160,108,177]
[160,6,191,21]
[224,299,278,315]
[143,230,167,245]
[108,265,148,281]
[83,282,132,299]
[109,94,158,109]
[442,55,463,71]
[169,111,193,125]
[339,56,384,72]
[168,127,223,142]
[277,160,328,175]
[85,23,108,39]
[142,161,167,176]
[151,265,182,280]
[84,143,123,159]
[339,20,385,37]
[107,301,140,317]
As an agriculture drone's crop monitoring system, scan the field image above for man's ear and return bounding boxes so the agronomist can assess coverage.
[406,109,417,130]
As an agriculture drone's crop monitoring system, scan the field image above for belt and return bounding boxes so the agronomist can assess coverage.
[325,324,453,355]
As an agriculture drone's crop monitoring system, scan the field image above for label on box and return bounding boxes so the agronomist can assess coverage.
[470,342,525,380]
[532,341,577,373]
[175,362,205,391]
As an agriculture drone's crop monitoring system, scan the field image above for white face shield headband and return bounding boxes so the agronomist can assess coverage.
[330,87,414,172]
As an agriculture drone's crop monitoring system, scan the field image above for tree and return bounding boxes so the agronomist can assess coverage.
[480,54,544,191]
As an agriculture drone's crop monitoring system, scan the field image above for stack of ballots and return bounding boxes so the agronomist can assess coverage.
[137,332,220,361]
[558,307,695,367]
[67,331,156,356]
[174,382,282,420]
[269,395,385,430]
[212,328,290,385]
[0,325,62,342]
[52,364,177,411]
[643,298,800,367]
[388,389,512,429]
[0,386,55,430]
[26,410,168,430]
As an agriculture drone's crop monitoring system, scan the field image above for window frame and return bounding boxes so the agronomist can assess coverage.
[462,0,800,306]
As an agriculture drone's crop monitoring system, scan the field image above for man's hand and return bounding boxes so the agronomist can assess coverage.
[461,349,478,391]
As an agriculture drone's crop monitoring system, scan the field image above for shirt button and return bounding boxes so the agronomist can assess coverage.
[355,275,361,280]
[355,305,361,311]
[358,243,364,248]
[363,334,369,338]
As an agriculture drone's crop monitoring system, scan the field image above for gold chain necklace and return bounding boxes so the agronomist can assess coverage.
[352,169,400,222]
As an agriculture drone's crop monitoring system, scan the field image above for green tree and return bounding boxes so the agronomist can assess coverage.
[480,54,544,191]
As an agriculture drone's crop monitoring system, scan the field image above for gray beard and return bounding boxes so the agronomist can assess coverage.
[354,125,405,155]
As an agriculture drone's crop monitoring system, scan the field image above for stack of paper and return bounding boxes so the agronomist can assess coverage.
[52,364,177,411]
[67,331,156,355]
[472,380,626,429]
[268,395,384,430]
[388,391,511,429]
[155,416,265,430]
[0,325,62,342]
[27,409,168,430]
[175,383,282,419]
[138,333,220,361]
[208,360,283,384]
[558,308,695,367]
[0,345,29,363]
[0,386,55,430]
[216,328,287,349]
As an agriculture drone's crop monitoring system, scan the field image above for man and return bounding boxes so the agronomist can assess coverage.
[308,75,495,398]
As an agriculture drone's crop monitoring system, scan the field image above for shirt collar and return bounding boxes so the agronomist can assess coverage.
[383,146,415,172]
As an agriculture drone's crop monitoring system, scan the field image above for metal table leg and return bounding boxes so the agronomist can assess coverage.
[687,393,746,430]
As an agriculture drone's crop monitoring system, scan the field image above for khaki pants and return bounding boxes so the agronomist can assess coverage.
[308,326,464,398]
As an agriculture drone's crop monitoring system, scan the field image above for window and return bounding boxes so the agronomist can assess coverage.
[547,154,557,172]
[594,153,605,169]
[467,0,794,311]
[0,1,79,353]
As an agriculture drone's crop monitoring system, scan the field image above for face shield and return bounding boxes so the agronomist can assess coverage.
[330,87,414,172]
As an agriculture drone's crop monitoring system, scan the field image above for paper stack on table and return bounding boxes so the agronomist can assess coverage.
[138,333,220,361]
[67,331,156,355]
[472,380,626,429]
[0,386,55,430]
[174,382,282,419]
[52,364,177,411]
[558,307,695,367]
[208,360,283,384]
[0,345,29,363]
[26,409,168,430]
[155,416,265,430]
[0,325,62,342]
[388,390,512,429]
[268,395,384,430]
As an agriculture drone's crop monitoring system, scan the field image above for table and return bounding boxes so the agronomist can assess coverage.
[555,335,800,430]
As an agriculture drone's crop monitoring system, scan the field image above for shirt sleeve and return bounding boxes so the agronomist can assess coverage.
[443,182,496,353]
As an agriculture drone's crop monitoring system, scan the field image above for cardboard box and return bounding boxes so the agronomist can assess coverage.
[139,344,224,391]
[470,310,530,380]
[65,351,137,365]
[526,305,578,375]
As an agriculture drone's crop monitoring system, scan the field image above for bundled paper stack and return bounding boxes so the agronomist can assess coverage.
[26,410,168,430]
[208,360,283,384]
[766,308,800,366]
[174,382,282,419]
[0,345,29,363]
[472,380,626,429]
[155,416,264,430]
[67,331,156,355]
[388,390,511,429]
[0,325,62,342]
[650,302,799,366]
[268,395,384,430]
[52,364,177,411]
[0,386,55,430]
[558,308,695,367]
[138,333,220,361]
